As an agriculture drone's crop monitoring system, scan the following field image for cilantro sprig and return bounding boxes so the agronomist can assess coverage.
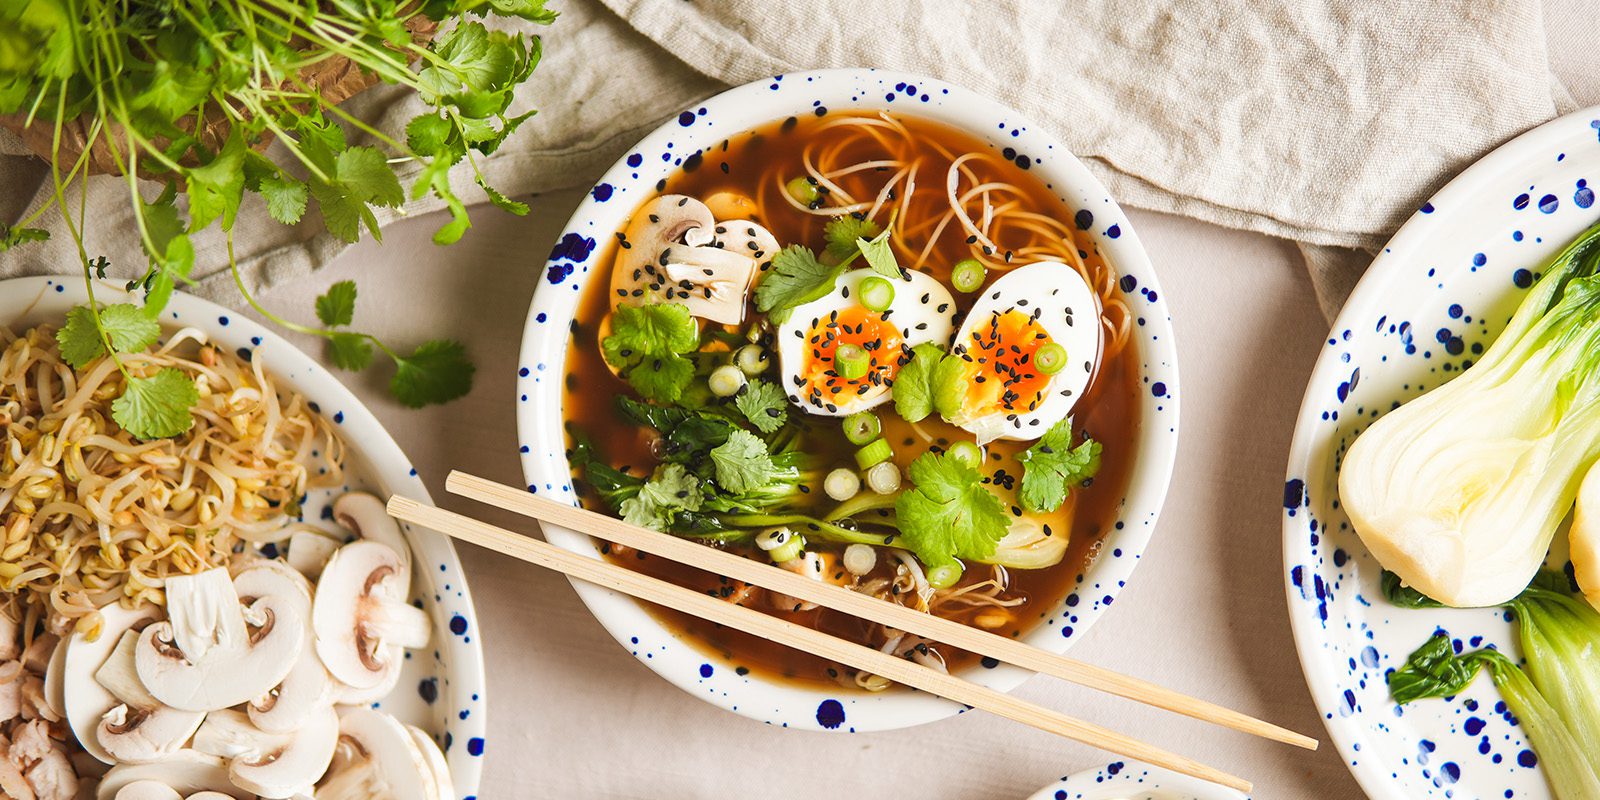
[602,303,700,404]
[894,451,1011,569]
[1,0,554,430]
[1017,419,1103,513]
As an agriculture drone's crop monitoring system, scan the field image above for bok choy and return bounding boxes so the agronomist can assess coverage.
[1340,220,1600,607]
[1390,576,1600,799]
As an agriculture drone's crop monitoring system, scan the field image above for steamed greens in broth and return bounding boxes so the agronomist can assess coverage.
[564,111,1139,687]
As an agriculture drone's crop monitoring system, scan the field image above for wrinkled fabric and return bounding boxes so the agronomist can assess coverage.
[0,0,1569,319]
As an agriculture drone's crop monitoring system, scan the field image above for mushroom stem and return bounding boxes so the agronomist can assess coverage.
[365,602,431,651]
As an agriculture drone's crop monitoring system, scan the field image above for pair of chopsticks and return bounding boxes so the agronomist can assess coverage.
[389,472,1319,793]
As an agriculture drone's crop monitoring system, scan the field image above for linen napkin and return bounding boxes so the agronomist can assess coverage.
[0,0,1573,320]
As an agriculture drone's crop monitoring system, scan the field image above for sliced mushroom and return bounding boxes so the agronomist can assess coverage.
[113,780,182,800]
[192,707,338,799]
[234,562,333,735]
[63,602,162,765]
[332,492,411,584]
[284,530,341,581]
[405,724,455,800]
[713,219,781,265]
[162,568,248,663]
[95,630,205,764]
[313,542,431,698]
[42,638,65,721]
[134,568,304,713]
[316,709,440,800]
[95,752,250,800]
[610,195,765,325]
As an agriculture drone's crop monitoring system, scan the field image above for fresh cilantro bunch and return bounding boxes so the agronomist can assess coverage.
[0,0,554,437]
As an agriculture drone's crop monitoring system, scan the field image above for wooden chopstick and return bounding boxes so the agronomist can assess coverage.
[447,470,1317,752]
[387,495,1252,793]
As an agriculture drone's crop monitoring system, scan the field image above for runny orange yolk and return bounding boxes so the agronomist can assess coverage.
[800,306,904,411]
[958,309,1055,417]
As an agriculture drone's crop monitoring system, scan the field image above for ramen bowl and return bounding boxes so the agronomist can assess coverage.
[517,68,1179,731]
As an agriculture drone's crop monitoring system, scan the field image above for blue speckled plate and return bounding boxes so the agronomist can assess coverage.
[1284,107,1600,799]
[1026,761,1250,800]
[518,69,1180,732]
[0,277,488,798]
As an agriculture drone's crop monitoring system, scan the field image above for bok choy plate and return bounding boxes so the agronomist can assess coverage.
[1282,106,1600,800]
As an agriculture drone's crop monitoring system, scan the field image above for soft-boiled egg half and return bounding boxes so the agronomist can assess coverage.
[777,269,958,416]
[948,261,1102,443]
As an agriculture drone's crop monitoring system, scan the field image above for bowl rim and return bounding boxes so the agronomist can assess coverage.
[0,276,489,796]
[517,67,1181,732]
[1026,760,1251,800]
[1280,104,1600,799]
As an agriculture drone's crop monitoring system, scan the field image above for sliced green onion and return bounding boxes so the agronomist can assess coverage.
[734,345,769,376]
[859,276,895,312]
[855,437,893,469]
[708,364,747,397]
[947,440,983,469]
[842,543,877,576]
[866,460,901,494]
[1034,342,1068,375]
[926,563,963,589]
[834,343,869,380]
[786,176,821,206]
[769,536,805,563]
[824,468,861,501]
[952,259,987,293]
[842,411,881,445]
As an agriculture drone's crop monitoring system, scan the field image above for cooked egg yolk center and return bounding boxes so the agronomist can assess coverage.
[800,306,904,408]
[959,309,1055,416]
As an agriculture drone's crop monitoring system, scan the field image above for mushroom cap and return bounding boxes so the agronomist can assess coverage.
[98,702,206,765]
[332,492,411,584]
[319,709,439,800]
[609,195,763,325]
[64,602,162,765]
[284,530,342,581]
[247,645,333,735]
[134,570,306,713]
[313,541,430,693]
[95,752,250,800]
[193,707,339,800]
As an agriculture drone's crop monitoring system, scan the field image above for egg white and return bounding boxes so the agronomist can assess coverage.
[950,261,1102,443]
[777,268,957,416]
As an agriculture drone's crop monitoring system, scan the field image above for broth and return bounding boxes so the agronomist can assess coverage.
[562,111,1141,689]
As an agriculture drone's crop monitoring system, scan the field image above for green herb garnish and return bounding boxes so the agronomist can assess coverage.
[710,429,777,494]
[893,451,1010,569]
[602,303,700,404]
[1017,419,1102,513]
[754,245,846,324]
[733,380,788,434]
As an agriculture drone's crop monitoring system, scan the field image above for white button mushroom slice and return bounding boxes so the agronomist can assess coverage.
[93,630,206,765]
[713,219,781,266]
[191,707,339,800]
[163,568,249,664]
[316,709,439,800]
[284,529,342,581]
[42,639,66,722]
[134,570,305,713]
[237,561,331,735]
[313,541,432,694]
[610,195,761,325]
[113,780,182,800]
[403,725,455,800]
[63,603,162,765]
[332,492,411,585]
[95,752,250,800]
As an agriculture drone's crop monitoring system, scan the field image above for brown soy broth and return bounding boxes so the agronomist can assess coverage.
[562,111,1140,688]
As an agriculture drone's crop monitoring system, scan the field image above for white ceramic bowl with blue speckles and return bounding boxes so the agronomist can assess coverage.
[1027,761,1250,800]
[1284,107,1600,799]
[519,68,1180,732]
[0,277,489,799]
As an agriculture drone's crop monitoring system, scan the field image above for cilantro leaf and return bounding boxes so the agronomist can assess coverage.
[329,333,374,371]
[932,352,968,420]
[620,464,702,531]
[478,179,529,216]
[406,114,453,157]
[337,147,405,208]
[56,304,161,369]
[710,429,776,494]
[390,339,475,407]
[857,227,902,280]
[316,281,358,327]
[824,216,880,262]
[734,380,788,433]
[894,451,1010,569]
[484,0,559,23]
[0,223,48,250]
[616,397,734,458]
[602,303,699,404]
[113,368,199,439]
[185,130,247,231]
[259,175,309,225]
[1017,419,1103,513]
[754,246,845,324]
[893,343,945,423]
